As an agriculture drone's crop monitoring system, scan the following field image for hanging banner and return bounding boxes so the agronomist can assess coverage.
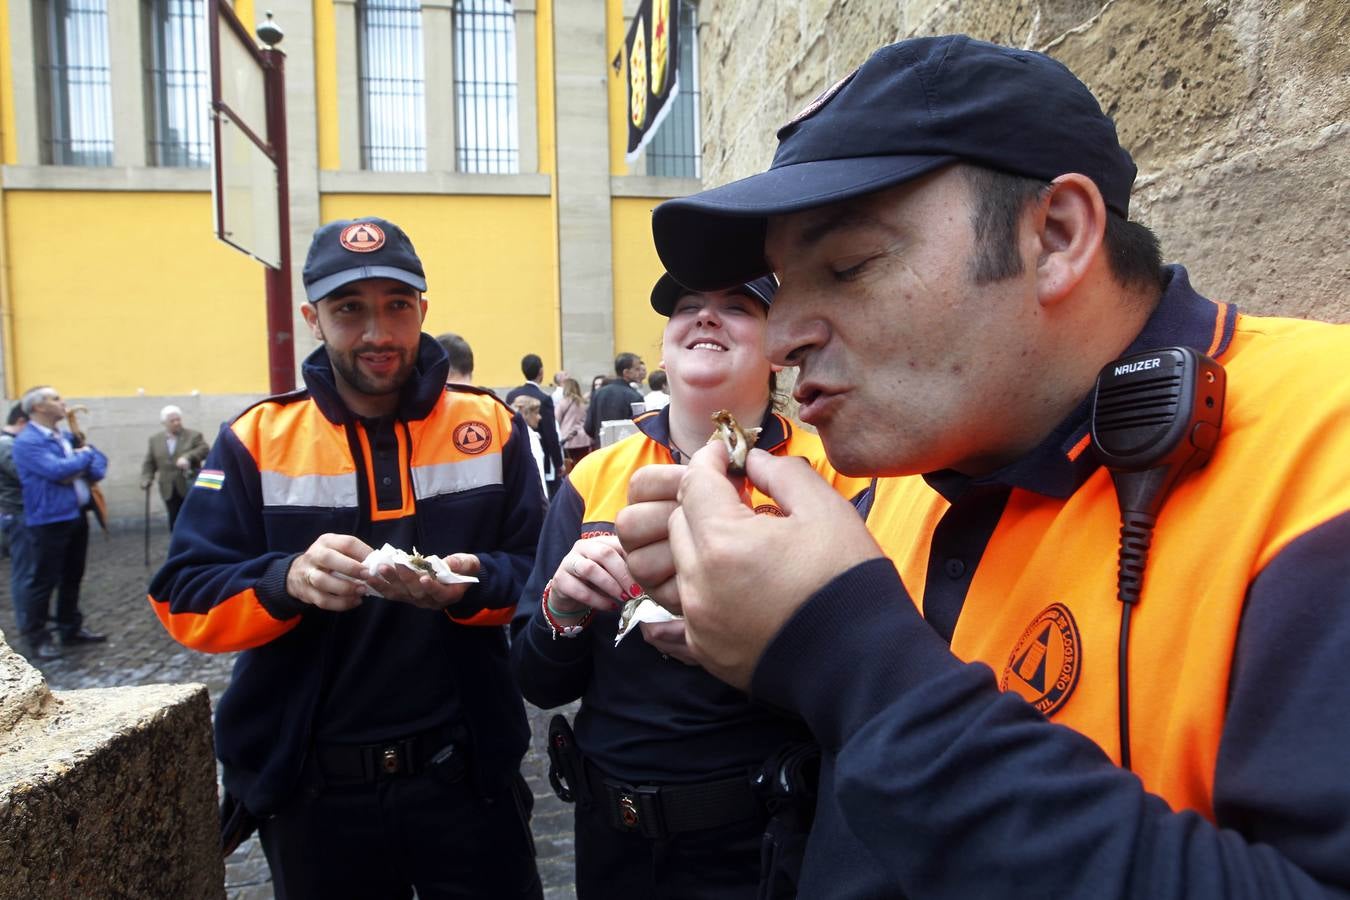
[624,0,680,163]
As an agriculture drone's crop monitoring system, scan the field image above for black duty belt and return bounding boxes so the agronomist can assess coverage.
[313,722,465,785]
[584,758,761,841]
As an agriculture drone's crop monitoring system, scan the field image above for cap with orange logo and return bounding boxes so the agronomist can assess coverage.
[302,216,428,302]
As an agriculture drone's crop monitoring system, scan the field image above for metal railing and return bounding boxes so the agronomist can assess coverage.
[145,0,210,168]
[454,0,518,174]
[38,0,115,166]
[645,0,700,180]
[359,0,427,171]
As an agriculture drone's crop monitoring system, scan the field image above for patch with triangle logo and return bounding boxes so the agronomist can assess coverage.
[1000,602,1081,717]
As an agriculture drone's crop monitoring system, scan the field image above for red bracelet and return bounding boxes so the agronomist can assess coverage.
[542,580,594,639]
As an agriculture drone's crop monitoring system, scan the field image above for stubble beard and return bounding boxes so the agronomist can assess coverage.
[328,345,417,400]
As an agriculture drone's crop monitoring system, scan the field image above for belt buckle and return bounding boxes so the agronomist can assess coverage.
[380,745,401,775]
[618,793,639,829]
[602,780,668,840]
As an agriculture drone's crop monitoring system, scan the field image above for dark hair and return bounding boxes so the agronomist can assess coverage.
[647,370,667,392]
[7,403,26,426]
[520,353,543,381]
[614,353,641,377]
[435,332,474,378]
[961,165,1165,294]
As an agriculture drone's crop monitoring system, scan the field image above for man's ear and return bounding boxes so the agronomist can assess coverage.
[300,302,324,342]
[1030,173,1106,307]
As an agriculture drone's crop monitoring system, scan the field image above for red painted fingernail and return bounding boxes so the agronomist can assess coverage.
[629,584,642,598]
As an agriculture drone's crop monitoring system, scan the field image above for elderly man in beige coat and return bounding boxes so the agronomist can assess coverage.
[140,405,209,530]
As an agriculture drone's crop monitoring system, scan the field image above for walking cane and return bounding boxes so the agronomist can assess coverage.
[143,484,151,567]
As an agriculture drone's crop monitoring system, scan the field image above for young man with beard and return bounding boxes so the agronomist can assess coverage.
[150,216,545,899]
[617,36,1350,898]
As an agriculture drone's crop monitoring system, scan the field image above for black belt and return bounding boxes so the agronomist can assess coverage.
[584,758,761,841]
[313,723,465,785]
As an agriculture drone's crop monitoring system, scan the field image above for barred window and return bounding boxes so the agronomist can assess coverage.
[454,0,518,174]
[145,0,210,167]
[359,0,426,171]
[35,0,114,166]
[645,0,699,179]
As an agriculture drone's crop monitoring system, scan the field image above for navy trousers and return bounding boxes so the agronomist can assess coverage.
[19,512,87,643]
[260,765,542,900]
[573,793,766,900]
[3,514,35,634]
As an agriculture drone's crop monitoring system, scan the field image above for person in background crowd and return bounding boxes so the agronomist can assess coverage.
[150,216,545,899]
[435,332,475,383]
[643,370,670,412]
[620,34,1350,898]
[507,354,565,497]
[512,272,868,899]
[584,353,647,448]
[0,404,32,642]
[588,374,607,401]
[0,403,28,559]
[140,405,210,530]
[556,377,591,469]
[13,386,108,660]
[551,370,569,407]
[510,394,549,495]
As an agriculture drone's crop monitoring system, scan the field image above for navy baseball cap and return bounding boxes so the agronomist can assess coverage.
[650,272,778,316]
[652,35,1138,290]
[302,216,428,302]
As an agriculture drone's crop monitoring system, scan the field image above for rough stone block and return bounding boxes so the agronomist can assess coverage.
[0,635,224,900]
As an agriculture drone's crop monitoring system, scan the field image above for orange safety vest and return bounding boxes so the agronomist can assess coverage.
[864,311,1350,820]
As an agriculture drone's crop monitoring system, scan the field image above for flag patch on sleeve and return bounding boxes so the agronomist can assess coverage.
[195,469,226,491]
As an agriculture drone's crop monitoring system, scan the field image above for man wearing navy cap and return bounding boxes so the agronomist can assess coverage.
[618,36,1350,896]
[151,216,545,898]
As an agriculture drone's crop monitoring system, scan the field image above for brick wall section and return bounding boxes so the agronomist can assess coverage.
[696,0,1349,320]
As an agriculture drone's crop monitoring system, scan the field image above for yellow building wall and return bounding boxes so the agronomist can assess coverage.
[0,0,16,166]
[4,191,267,396]
[321,193,557,389]
[610,197,667,373]
[314,0,339,170]
[606,0,630,177]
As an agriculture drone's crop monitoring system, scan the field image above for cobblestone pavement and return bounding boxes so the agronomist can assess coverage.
[0,524,577,900]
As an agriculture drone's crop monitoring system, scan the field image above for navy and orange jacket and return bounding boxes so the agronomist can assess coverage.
[753,266,1350,897]
[511,408,869,784]
[149,336,545,815]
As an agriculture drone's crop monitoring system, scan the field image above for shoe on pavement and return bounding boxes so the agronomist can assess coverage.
[59,627,107,645]
[25,640,62,661]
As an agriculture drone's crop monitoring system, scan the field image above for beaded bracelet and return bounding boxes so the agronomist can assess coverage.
[542,580,594,639]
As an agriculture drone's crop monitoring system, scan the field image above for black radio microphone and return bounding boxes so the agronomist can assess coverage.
[1090,346,1225,770]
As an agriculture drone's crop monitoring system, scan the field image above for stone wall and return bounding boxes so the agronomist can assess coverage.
[0,634,224,899]
[696,0,1349,320]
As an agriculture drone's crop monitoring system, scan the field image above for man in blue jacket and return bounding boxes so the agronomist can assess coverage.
[12,385,108,660]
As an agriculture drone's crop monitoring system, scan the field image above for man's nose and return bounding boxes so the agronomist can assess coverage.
[765,294,824,367]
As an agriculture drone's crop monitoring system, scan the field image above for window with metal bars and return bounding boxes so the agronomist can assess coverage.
[144,0,210,167]
[35,0,115,166]
[453,0,518,174]
[645,0,699,179]
[359,0,427,171]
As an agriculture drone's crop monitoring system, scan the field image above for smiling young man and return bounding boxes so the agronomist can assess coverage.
[617,36,1350,898]
[150,217,546,899]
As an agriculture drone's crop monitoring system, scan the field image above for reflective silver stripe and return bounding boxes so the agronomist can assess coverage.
[412,455,503,499]
[261,470,359,509]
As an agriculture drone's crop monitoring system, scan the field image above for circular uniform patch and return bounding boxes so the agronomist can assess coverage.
[1000,602,1082,717]
[340,222,385,252]
[753,503,785,517]
[453,421,492,455]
